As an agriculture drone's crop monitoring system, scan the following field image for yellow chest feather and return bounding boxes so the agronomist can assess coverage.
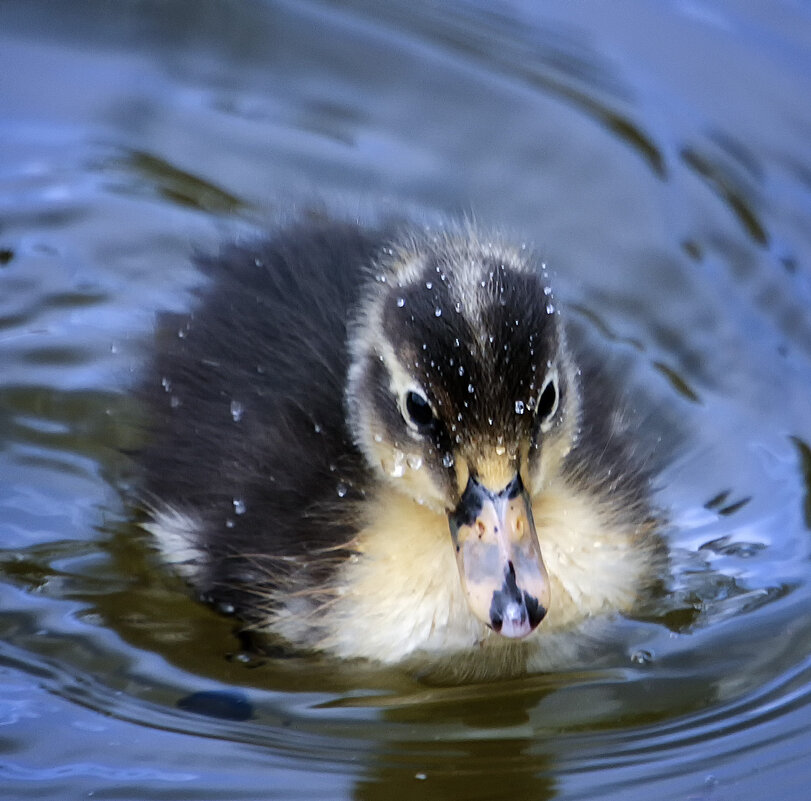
[275,479,657,670]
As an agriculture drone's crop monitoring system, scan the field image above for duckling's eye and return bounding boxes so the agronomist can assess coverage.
[536,375,559,430]
[404,390,435,430]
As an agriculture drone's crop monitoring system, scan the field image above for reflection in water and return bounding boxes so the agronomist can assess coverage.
[0,0,810,798]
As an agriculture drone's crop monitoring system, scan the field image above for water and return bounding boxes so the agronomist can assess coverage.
[1,0,810,798]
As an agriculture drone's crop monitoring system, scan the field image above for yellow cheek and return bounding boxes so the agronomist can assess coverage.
[370,437,449,510]
[453,459,470,495]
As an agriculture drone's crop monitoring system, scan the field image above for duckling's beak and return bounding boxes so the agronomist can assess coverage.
[449,474,550,638]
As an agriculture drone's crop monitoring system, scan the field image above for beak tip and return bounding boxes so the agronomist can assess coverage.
[489,595,547,639]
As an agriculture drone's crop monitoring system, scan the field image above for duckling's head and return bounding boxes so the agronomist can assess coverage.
[347,226,581,639]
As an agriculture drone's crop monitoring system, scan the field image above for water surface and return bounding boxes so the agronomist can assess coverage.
[1,1,810,799]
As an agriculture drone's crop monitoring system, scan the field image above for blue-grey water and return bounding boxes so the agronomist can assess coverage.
[0,1,809,799]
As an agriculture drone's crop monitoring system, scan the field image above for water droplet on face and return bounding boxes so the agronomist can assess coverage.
[495,444,506,456]
[313,422,322,434]
[455,433,463,444]
[454,301,462,313]
[546,303,555,314]
[458,365,465,376]
[336,482,348,498]
[230,400,244,422]
[374,433,383,443]
[434,307,442,317]
[407,454,423,470]
[161,377,172,393]
[390,450,406,478]
[442,452,455,468]
[425,281,433,289]
[544,286,552,296]
[467,384,475,394]
[233,498,246,515]
[515,400,525,414]
[396,297,405,308]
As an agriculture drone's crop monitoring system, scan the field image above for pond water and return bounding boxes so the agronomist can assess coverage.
[1,0,810,798]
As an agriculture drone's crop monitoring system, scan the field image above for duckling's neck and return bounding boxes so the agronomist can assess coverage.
[272,479,656,668]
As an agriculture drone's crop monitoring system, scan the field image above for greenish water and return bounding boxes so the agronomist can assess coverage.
[0,1,809,798]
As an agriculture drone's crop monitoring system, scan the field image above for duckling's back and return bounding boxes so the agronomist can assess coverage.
[138,219,384,616]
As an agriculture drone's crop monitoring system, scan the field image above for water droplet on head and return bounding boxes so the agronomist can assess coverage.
[515,400,525,414]
[442,453,455,468]
[161,377,172,393]
[169,396,181,409]
[546,303,555,314]
[467,384,475,394]
[232,498,246,515]
[425,281,433,290]
[230,400,244,422]
[396,297,405,308]
[495,444,506,456]
[336,482,348,498]
[458,365,465,376]
[434,307,442,317]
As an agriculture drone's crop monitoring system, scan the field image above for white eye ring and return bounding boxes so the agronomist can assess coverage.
[537,370,559,432]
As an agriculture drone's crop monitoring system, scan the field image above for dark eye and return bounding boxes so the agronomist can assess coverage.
[536,376,559,427]
[405,390,434,430]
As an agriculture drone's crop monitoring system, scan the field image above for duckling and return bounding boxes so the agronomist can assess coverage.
[138,216,663,674]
